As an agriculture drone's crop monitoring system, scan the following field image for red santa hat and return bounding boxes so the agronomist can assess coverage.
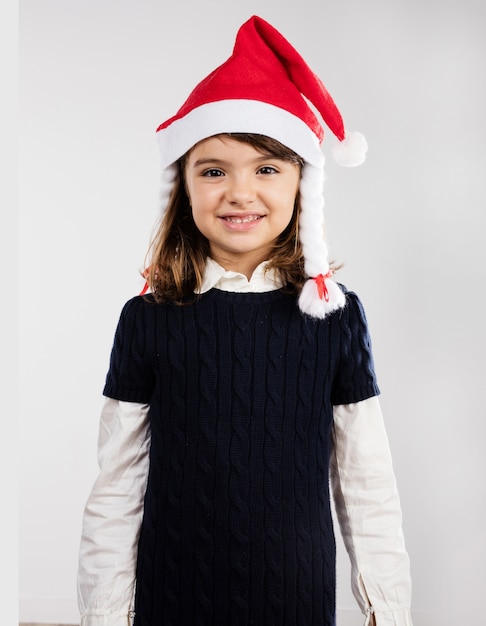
[155,15,367,318]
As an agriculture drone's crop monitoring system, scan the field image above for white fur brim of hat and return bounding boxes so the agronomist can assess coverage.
[157,100,325,170]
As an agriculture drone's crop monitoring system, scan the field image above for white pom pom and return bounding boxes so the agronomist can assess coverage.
[298,278,346,319]
[332,131,368,167]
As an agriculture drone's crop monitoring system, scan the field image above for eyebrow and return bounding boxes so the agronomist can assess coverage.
[191,154,277,168]
[192,158,226,168]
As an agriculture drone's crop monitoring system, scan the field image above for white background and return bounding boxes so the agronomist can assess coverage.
[17,1,486,624]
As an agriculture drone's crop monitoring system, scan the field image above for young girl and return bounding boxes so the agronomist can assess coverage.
[77,15,412,626]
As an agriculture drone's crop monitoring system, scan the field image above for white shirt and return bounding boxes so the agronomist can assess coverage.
[77,261,413,626]
[197,257,283,293]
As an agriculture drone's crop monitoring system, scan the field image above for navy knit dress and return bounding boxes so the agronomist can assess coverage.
[103,287,380,626]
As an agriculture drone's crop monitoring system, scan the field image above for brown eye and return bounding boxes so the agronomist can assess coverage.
[202,168,224,177]
[257,166,278,175]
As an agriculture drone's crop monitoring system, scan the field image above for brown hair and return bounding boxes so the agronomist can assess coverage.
[144,133,309,303]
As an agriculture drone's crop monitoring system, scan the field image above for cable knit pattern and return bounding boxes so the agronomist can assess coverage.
[103,287,379,626]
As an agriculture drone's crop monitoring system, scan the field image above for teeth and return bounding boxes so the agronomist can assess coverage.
[224,215,261,224]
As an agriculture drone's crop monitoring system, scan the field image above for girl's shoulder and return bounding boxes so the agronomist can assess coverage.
[113,293,159,330]
[330,283,374,337]
[336,283,369,314]
[118,292,155,313]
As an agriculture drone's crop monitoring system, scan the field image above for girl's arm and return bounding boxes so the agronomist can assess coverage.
[77,398,151,626]
[331,396,413,626]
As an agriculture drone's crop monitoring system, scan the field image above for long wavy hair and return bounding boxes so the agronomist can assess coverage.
[144,133,310,303]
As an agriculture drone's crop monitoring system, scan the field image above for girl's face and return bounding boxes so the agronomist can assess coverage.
[184,135,300,277]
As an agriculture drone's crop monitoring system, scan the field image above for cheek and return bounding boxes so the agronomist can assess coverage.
[190,204,205,231]
[187,181,219,211]
[277,204,294,229]
[190,199,216,239]
[276,184,299,223]
[190,191,213,221]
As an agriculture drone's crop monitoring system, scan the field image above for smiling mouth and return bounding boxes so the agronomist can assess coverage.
[222,215,263,224]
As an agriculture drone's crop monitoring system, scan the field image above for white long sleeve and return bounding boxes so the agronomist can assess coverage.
[77,398,151,626]
[331,396,413,626]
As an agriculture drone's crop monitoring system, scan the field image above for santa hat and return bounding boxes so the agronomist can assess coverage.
[155,15,367,318]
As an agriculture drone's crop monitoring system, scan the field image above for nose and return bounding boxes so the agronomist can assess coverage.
[225,174,256,206]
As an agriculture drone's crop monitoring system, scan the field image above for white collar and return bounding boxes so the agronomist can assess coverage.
[197,258,284,294]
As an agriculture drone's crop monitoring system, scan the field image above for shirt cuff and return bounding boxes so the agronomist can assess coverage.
[80,611,134,626]
[370,608,414,625]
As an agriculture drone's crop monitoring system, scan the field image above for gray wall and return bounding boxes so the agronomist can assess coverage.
[18,1,486,624]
